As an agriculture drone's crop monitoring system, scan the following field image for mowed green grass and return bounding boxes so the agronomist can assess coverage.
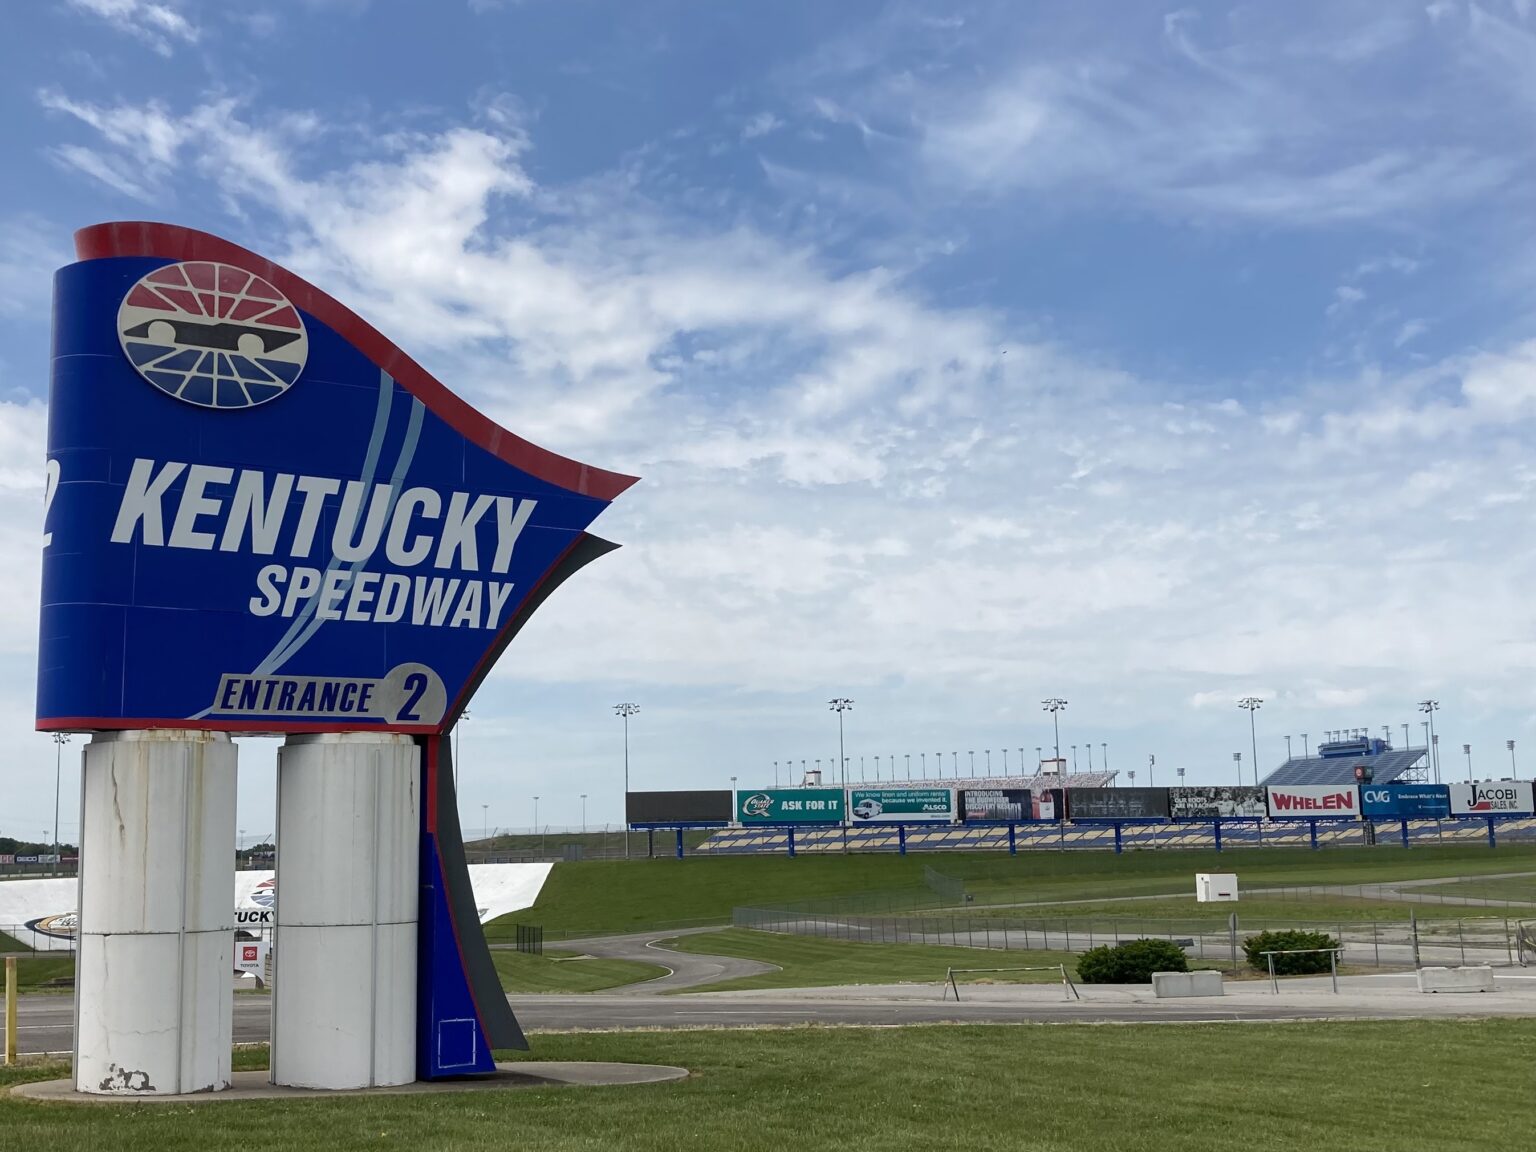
[0,930,31,952]
[4,1022,1534,1151]
[9,955,73,991]
[488,842,1536,939]
[1418,875,1536,904]
[492,948,667,993]
[660,927,1077,993]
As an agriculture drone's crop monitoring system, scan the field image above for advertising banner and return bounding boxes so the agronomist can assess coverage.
[0,855,13,865]
[736,788,845,824]
[961,788,1056,821]
[1448,781,1535,815]
[41,225,635,734]
[1360,784,1451,819]
[1168,786,1267,820]
[626,790,733,825]
[1066,788,1171,820]
[235,939,270,977]
[1265,785,1359,818]
[848,788,956,823]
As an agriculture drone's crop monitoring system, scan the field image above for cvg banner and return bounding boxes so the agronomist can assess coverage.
[849,788,955,823]
[1360,784,1451,819]
[1266,785,1359,818]
[736,788,845,824]
[40,224,635,734]
[1448,781,1535,815]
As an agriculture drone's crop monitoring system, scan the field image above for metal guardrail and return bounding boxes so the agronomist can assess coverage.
[1259,946,1344,993]
[944,963,1078,1002]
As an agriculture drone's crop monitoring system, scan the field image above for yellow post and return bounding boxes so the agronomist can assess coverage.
[4,955,16,1066]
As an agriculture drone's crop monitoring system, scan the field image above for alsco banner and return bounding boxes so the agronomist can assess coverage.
[1265,785,1360,818]
[40,223,635,733]
[848,788,955,823]
[1448,781,1535,815]
[1360,784,1451,819]
[736,788,845,824]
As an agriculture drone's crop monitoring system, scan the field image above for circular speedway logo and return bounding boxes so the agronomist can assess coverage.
[117,260,307,409]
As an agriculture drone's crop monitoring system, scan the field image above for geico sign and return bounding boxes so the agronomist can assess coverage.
[1268,788,1358,814]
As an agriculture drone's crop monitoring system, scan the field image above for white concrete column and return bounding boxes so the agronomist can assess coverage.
[75,730,237,1095]
[271,733,419,1088]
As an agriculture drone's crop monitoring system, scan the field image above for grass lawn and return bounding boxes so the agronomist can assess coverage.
[489,842,1536,940]
[492,948,667,993]
[1417,875,1536,904]
[1,930,32,952]
[660,927,1078,992]
[3,1022,1533,1151]
[9,955,73,991]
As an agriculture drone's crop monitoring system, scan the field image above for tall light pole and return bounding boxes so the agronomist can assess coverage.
[1176,765,1185,785]
[1042,698,1068,763]
[453,708,470,793]
[952,752,958,775]
[1239,698,1262,788]
[1284,735,1292,762]
[1509,739,1518,778]
[1419,700,1441,784]
[905,753,912,778]
[1101,743,1108,774]
[969,750,976,776]
[1086,744,1093,771]
[1233,751,1242,784]
[1002,748,1008,774]
[1463,743,1473,783]
[1402,723,1410,751]
[1070,744,1077,771]
[921,752,927,776]
[482,804,489,844]
[580,793,587,834]
[829,698,854,791]
[1148,753,1155,787]
[615,703,639,859]
[51,733,69,872]
[984,750,991,775]
[773,760,779,787]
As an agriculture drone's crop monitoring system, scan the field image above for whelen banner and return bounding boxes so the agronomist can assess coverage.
[1265,785,1360,818]
[848,788,955,823]
[1168,786,1267,820]
[1066,788,1171,821]
[626,790,733,825]
[736,788,845,824]
[1360,784,1451,819]
[1448,781,1535,815]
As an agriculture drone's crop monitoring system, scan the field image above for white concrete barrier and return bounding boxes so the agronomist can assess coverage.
[1417,966,1495,993]
[1152,971,1224,998]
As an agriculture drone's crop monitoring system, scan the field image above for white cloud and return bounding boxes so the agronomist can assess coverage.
[742,112,783,140]
[64,0,198,56]
[1326,285,1367,317]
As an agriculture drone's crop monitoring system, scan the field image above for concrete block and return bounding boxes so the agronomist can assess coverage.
[1152,970,1224,998]
[1417,966,1495,993]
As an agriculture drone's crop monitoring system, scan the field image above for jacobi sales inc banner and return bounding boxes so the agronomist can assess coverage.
[1448,781,1535,815]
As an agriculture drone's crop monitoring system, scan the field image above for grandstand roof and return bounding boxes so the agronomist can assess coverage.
[1260,748,1426,787]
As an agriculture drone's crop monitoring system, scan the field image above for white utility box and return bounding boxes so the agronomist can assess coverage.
[1194,872,1238,902]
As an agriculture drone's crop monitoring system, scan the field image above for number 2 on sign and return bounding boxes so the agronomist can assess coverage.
[42,458,60,547]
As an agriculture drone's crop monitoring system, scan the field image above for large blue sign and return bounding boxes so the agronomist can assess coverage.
[44,222,638,1082]
[1360,784,1451,819]
[42,223,634,733]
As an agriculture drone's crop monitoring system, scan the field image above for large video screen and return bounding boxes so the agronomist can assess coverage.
[625,790,734,825]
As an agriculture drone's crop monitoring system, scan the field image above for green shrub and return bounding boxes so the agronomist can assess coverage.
[1075,938,1190,984]
[1242,929,1341,975]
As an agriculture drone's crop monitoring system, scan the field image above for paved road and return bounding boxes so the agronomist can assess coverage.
[17,973,1536,1055]
[553,928,778,994]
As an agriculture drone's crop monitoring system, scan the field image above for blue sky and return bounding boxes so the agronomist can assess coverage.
[2,0,1535,840]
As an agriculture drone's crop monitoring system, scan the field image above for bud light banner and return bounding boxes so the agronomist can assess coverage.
[736,788,845,824]
[1360,784,1451,819]
[1265,785,1359,818]
[1066,787,1170,821]
[40,223,635,734]
[1448,781,1535,815]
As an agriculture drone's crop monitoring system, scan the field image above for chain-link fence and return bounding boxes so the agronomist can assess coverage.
[731,904,1536,970]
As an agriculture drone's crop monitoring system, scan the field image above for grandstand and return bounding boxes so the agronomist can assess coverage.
[815,771,1116,792]
[1260,734,1428,788]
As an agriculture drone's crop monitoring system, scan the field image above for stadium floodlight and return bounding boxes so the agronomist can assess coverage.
[1042,698,1068,761]
[1301,732,1308,757]
[614,703,640,859]
[1233,750,1242,785]
[1419,701,1441,783]
[828,698,854,791]
[969,750,976,776]
[1176,765,1185,782]
[984,750,991,775]
[1284,734,1292,762]
[1148,753,1155,787]
[51,732,69,874]
[1239,698,1263,788]
[1463,743,1473,782]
